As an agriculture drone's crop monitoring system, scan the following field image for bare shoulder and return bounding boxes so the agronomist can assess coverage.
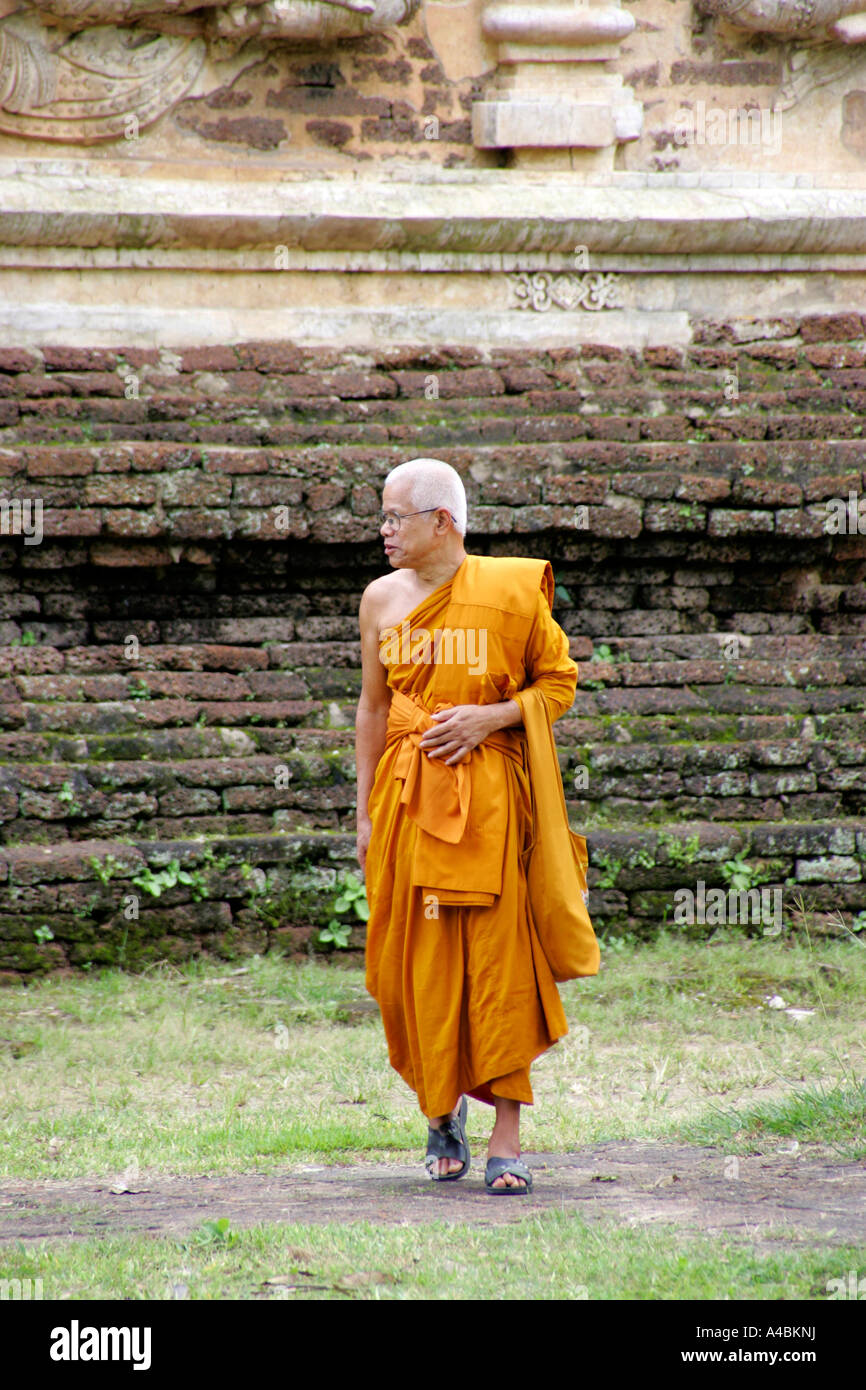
[360,572,401,616]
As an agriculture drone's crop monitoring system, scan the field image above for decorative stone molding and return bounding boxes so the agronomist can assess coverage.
[471,0,642,162]
[696,0,866,42]
[510,268,622,309]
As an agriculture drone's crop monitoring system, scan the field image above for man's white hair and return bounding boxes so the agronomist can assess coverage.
[384,457,467,536]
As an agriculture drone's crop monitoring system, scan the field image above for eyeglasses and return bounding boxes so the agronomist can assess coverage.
[378,508,456,532]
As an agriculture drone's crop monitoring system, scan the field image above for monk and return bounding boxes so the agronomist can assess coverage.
[355,457,598,1192]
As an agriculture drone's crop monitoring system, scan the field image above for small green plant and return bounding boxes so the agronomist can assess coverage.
[599,931,637,953]
[190,1218,238,1249]
[658,831,700,867]
[590,642,630,665]
[318,872,369,950]
[720,850,763,893]
[10,629,38,647]
[57,780,83,815]
[199,843,230,874]
[89,854,120,885]
[33,924,54,944]
[127,678,151,700]
[132,859,208,901]
[593,851,623,890]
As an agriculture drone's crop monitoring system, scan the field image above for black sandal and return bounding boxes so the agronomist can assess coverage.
[425,1096,469,1181]
[484,1156,532,1195]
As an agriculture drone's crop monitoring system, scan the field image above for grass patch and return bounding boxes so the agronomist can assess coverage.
[0,932,863,1179]
[685,1080,866,1160]
[1,1214,860,1301]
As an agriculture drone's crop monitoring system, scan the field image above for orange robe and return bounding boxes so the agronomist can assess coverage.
[364,553,593,1118]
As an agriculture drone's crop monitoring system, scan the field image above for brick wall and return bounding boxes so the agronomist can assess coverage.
[1,319,864,973]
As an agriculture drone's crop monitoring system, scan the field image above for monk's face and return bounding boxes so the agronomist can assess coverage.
[380,480,451,570]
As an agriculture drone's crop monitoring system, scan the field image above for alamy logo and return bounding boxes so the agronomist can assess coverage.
[673,100,782,154]
[826,1270,866,1299]
[0,497,43,545]
[674,880,782,931]
[380,621,488,675]
[49,1321,152,1370]
[0,1277,43,1299]
[823,491,866,534]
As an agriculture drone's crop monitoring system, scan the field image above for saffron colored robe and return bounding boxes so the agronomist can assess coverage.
[364,553,597,1118]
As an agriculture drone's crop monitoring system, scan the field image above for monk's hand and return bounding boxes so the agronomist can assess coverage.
[419,704,500,766]
[356,815,372,874]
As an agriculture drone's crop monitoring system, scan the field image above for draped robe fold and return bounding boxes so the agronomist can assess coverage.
[363,553,596,1118]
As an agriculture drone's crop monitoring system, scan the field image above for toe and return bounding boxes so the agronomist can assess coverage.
[491,1168,526,1188]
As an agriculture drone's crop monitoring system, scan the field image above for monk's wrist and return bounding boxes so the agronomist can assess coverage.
[485,698,522,733]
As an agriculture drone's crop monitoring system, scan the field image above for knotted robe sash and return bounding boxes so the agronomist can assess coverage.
[383,687,526,907]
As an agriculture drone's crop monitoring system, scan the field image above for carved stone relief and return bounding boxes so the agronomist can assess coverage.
[510,271,622,311]
[696,0,866,42]
[0,0,420,140]
[695,0,866,111]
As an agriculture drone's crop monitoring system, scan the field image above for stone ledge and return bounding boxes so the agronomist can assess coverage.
[4,163,866,257]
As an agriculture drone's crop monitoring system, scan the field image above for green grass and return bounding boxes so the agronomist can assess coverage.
[1,931,863,1300]
[0,930,863,1179]
[1,1215,861,1301]
[685,1080,866,1157]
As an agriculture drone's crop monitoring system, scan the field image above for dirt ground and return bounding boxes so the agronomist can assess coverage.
[1,1141,863,1256]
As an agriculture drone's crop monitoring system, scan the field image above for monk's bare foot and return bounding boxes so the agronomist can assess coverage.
[427,1103,464,1177]
[488,1098,525,1189]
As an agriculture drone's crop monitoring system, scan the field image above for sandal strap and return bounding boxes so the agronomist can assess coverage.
[485,1157,531,1183]
[425,1097,468,1173]
[426,1117,463,1160]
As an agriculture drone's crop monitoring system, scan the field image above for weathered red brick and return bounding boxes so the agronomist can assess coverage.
[800,313,865,343]
[233,478,304,507]
[0,349,42,372]
[644,502,707,532]
[84,477,158,506]
[42,509,102,537]
[308,372,390,400]
[41,348,117,372]
[644,346,686,369]
[102,510,163,538]
[501,367,555,392]
[392,369,505,398]
[675,476,731,503]
[234,342,306,372]
[804,344,866,369]
[611,473,678,499]
[89,543,176,566]
[306,482,346,511]
[732,478,803,506]
[542,475,608,505]
[179,347,241,373]
[708,509,775,536]
[670,59,782,84]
